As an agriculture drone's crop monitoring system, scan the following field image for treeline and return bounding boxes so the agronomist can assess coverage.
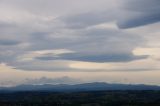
[0,90,160,106]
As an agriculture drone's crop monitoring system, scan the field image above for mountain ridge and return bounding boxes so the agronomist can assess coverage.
[0,82,160,92]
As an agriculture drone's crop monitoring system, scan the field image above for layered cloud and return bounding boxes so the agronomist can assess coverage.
[117,0,160,28]
[0,0,160,72]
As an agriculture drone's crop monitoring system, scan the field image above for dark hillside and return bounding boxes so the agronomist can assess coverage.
[0,90,160,106]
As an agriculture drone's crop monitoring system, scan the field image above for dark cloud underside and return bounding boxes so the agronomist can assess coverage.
[118,0,160,28]
[0,0,159,71]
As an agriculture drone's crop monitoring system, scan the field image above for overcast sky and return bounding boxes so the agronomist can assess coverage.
[0,0,160,86]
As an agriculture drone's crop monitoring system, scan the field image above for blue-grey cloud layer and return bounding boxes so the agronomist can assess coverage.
[0,39,20,46]
[117,0,160,28]
[36,53,147,63]
[0,0,159,71]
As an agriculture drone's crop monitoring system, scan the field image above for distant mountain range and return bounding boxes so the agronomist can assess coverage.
[0,82,160,92]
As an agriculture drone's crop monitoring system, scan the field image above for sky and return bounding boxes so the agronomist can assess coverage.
[0,0,160,86]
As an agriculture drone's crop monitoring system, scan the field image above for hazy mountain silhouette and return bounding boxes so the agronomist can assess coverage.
[0,82,160,92]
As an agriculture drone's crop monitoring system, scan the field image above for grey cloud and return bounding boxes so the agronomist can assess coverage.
[0,39,20,46]
[10,60,71,71]
[0,0,116,16]
[0,0,151,71]
[0,22,15,29]
[117,0,160,28]
[61,11,115,29]
[32,28,146,63]
[124,0,160,12]
[35,56,58,61]
[0,25,146,70]
[36,53,148,63]
[61,53,148,63]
